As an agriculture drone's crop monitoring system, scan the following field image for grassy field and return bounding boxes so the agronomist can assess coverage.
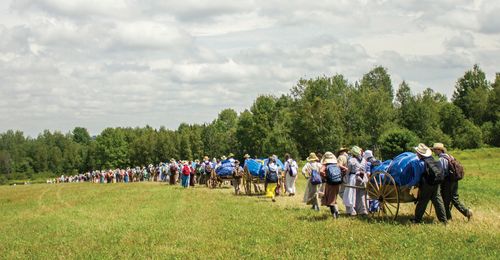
[0,148,499,259]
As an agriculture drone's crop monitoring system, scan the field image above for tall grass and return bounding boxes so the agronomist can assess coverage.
[0,148,498,259]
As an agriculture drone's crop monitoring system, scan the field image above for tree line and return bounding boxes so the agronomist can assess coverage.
[0,65,498,182]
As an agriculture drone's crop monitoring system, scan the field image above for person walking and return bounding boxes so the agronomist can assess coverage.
[412,143,447,224]
[232,160,244,195]
[169,159,178,185]
[181,161,190,188]
[432,143,472,221]
[189,161,196,187]
[343,146,368,216]
[321,152,343,218]
[265,157,280,202]
[337,147,349,199]
[284,153,298,196]
[303,153,322,211]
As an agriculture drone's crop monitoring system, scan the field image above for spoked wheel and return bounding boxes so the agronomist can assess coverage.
[366,172,400,220]
[243,168,252,195]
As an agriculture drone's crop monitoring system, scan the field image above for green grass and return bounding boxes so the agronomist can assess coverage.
[0,148,499,259]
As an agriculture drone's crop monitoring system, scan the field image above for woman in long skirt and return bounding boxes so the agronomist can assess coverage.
[284,153,298,196]
[321,152,342,218]
[302,153,322,211]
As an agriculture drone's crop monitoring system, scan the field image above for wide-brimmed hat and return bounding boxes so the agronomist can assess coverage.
[307,152,319,162]
[338,147,349,153]
[350,146,362,156]
[414,143,432,157]
[243,154,250,159]
[203,156,209,161]
[221,156,227,160]
[228,153,235,158]
[170,158,176,162]
[321,151,337,164]
[431,143,447,153]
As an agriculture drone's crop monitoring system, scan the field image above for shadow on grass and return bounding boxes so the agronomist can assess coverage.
[356,213,440,225]
[297,213,331,222]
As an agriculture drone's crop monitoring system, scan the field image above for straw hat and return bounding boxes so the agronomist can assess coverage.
[228,153,235,158]
[307,152,319,162]
[414,143,432,157]
[338,147,349,153]
[170,158,176,162]
[351,146,362,156]
[203,156,209,161]
[221,156,227,160]
[243,154,251,159]
[431,143,447,153]
[321,151,337,164]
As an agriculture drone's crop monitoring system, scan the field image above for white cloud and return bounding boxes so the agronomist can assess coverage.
[1,0,499,136]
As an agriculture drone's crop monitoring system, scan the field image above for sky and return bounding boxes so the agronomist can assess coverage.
[1,0,499,137]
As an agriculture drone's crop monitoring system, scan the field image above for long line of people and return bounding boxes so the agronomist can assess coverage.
[48,142,471,224]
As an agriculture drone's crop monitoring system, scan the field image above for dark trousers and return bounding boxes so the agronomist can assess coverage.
[414,180,447,223]
[441,180,469,219]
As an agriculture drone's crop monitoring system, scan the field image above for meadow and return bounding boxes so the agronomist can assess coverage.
[0,148,499,259]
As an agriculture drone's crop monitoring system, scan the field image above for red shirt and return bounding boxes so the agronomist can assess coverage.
[182,165,190,176]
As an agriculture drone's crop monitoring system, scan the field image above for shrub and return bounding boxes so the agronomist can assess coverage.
[453,119,483,149]
[378,128,419,159]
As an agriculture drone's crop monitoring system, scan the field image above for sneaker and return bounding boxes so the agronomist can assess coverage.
[466,209,473,221]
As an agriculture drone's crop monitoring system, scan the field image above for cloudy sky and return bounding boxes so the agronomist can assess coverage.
[1,0,499,137]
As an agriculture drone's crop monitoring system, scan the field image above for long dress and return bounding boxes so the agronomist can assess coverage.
[284,159,297,194]
[302,162,321,206]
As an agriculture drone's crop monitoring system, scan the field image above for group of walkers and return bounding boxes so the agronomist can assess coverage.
[49,142,472,224]
[297,143,472,223]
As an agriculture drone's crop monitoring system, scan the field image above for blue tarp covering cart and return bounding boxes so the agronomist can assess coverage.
[242,158,285,195]
[363,152,428,220]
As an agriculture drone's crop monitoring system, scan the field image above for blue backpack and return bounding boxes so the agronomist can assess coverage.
[326,164,342,184]
[310,167,322,185]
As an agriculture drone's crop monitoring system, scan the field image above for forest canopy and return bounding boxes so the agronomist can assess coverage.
[1,65,499,181]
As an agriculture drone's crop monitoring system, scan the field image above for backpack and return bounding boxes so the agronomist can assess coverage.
[325,164,342,185]
[444,155,464,181]
[288,160,298,177]
[169,164,177,174]
[204,162,213,174]
[310,164,322,185]
[423,157,445,185]
[266,166,278,183]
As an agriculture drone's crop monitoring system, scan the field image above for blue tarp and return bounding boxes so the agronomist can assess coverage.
[245,158,285,178]
[215,159,234,176]
[371,160,392,174]
[245,159,265,178]
[386,152,425,187]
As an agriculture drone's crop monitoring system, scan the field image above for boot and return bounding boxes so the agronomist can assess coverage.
[329,206,336,216]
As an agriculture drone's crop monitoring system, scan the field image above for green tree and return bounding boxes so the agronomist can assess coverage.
[95,128,129,169]
[452,64,490,125]
[359,66,394,101]
[378,127,419,159]
[72,127,91,144]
